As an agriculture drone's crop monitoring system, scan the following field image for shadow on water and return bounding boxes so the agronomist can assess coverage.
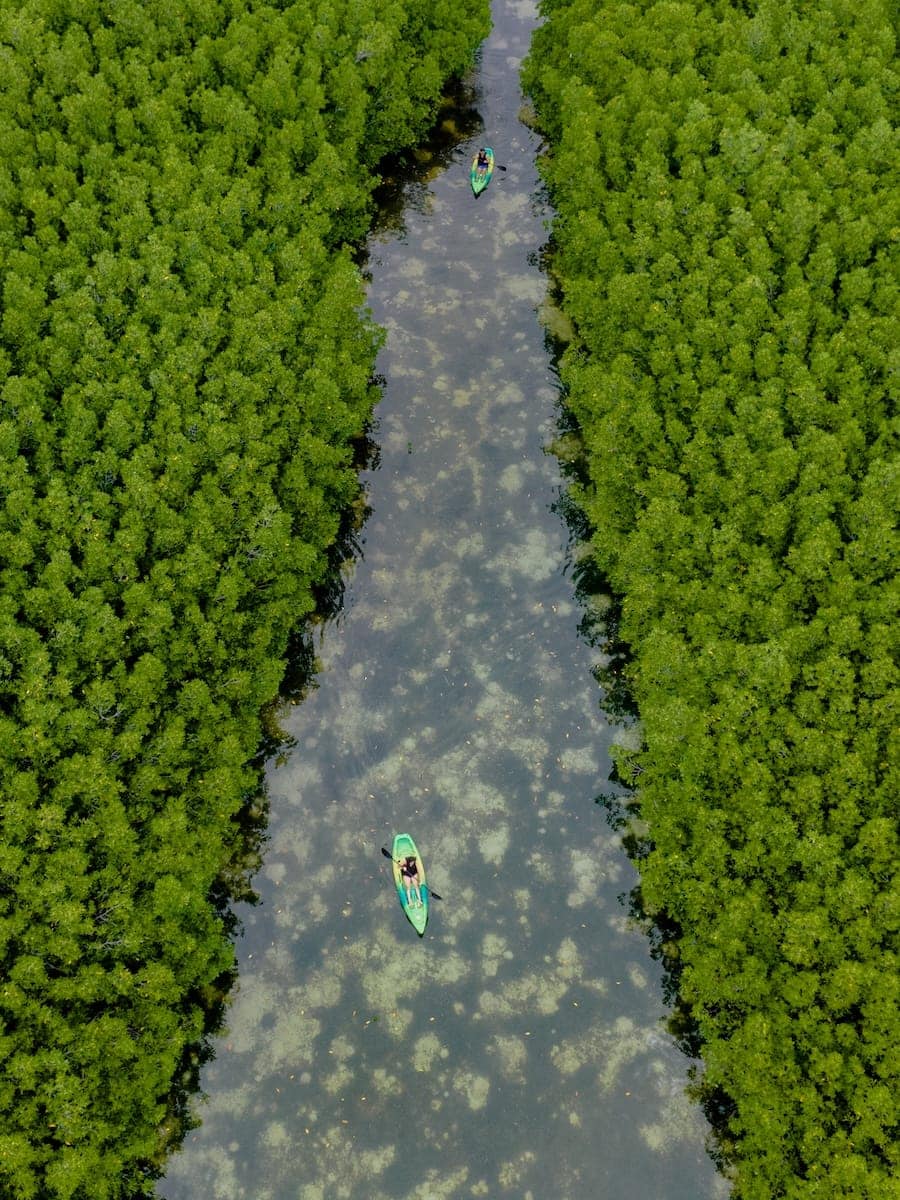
[274,421,382,724]
[542,294,636,728]
[145,498,376,1188]
[146,80,485,1190]
[368,69,484,240]
[543,271,732,1179]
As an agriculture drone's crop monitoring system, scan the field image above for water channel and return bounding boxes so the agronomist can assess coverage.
[159,3,726,1198]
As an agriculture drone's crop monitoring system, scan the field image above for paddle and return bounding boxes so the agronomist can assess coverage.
[380,846,443,900]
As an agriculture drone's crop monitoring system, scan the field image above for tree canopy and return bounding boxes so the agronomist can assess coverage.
[524,1,898,1196]
[0,1,490,1196]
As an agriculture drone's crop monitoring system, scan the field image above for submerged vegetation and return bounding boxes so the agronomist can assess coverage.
[524,0,898,1196]
[0,1,489,1196]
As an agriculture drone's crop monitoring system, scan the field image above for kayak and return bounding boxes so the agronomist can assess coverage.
[391,832,428,935]
[470,147,494,196]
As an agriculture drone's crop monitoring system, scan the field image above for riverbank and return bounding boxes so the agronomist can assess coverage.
[0,4,489,1196]
[523,2,898,1195]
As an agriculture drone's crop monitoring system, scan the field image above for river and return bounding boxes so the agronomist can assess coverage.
[159,3,726,1198]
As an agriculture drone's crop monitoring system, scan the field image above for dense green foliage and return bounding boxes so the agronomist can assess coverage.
[0,1,489,1196]
[524,1,898,1196]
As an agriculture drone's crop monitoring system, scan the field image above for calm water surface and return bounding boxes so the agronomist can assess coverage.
[159,4,726,1198]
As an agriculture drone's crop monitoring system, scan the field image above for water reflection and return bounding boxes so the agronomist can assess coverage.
[159,3,725,1198]
[371,70,485,238]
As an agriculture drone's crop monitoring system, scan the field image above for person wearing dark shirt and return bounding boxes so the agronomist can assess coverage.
[399,855,423,908]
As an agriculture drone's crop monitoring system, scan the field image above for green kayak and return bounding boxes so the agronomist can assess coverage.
[470,147,494,196]
[391,832,428,935]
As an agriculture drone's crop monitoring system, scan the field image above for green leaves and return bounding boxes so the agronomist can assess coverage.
[1,1,492,1196]
[526,0,899,1194]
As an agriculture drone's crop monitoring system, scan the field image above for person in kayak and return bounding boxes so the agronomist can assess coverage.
[400,854,423,908]
[476,148,490,171]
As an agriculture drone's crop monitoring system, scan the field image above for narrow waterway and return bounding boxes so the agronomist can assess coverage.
[159,4,725,1198]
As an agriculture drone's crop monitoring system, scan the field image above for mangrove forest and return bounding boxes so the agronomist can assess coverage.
[524,1,898,1197]
[1,1,897,1198]
[0,1,490,1196]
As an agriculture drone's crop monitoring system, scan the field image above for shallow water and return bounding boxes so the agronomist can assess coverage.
[158,3,726,1198]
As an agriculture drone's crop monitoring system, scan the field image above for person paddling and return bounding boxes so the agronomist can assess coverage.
[476,147,490,171]
[399,854,423,908]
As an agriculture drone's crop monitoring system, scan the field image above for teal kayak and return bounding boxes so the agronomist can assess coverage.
[391,832,428,935]
[470,147,494,196]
